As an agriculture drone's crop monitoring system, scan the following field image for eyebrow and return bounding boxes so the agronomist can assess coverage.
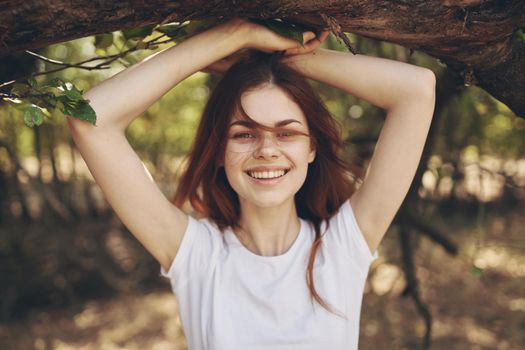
[229,119,303,127]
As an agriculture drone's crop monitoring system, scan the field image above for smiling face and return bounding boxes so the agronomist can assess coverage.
[223,84,316,210]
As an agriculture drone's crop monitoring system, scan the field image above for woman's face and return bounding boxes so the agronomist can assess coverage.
[223,84,316,210]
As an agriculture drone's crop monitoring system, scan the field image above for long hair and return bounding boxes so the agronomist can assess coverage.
[173,50,365,319]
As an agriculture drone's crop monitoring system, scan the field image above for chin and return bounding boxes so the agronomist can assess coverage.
[247,194,295,209]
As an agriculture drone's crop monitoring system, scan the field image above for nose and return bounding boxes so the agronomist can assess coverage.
[252,132,280,159]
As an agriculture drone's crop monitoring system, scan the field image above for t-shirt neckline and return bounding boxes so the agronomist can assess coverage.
[226,218,306,263]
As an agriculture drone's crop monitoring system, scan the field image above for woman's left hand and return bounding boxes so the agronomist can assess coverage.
[200,29,330,75]
[281,30,330,56]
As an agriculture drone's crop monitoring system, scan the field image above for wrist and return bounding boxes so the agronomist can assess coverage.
[279,49,317,72]
[220,18,251,51]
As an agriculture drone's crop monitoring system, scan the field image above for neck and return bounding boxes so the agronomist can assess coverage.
[235,198,301,257]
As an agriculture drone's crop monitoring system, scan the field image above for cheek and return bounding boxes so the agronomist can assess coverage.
[223,151,246,189]
[288,144,314,162]
[224,151,245,169]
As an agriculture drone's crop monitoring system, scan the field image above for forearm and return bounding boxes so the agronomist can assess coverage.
[77,20,246,132]
[281,48,434,111]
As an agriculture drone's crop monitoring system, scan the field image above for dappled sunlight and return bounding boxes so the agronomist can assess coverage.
[508,298,525,312]
[1,291,187,350]
[369,263,404,296]
[432,316,507,349]
[0,24,523,350]
[420,153,525,202]
[358,207,524,349]
[464,317,499,348]
[1,208,523,349]
[473,246,525,277]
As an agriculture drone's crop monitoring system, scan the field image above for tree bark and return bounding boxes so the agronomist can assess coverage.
[0,0,524,117]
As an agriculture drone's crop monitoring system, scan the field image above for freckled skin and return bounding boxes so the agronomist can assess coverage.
[223,84,316,211]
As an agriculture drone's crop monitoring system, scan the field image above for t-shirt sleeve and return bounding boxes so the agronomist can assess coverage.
[159,215,221,289]
[329,200,379,272]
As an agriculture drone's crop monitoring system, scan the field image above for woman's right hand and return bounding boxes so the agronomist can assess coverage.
[199,48,250,75]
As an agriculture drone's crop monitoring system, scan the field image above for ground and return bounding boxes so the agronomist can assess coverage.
[0,206,523,350]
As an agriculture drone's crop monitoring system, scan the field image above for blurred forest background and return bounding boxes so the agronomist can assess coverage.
[0,25,524,350]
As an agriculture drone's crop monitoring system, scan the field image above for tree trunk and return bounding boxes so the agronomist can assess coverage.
[0,0,524,117]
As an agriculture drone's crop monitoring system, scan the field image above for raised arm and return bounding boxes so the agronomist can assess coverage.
[67,20,251,273]
[281,48,436,254]
[67,18,325,273]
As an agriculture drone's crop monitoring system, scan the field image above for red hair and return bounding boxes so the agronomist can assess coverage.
[173,50,365,319]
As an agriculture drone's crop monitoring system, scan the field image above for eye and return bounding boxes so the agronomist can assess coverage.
[277,130,300,139]
[232,132,256,139]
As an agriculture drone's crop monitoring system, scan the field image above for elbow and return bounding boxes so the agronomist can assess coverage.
[417,68,436,98]
[66,110,121,135]
[386,68,436,112]
[66,114,81,135]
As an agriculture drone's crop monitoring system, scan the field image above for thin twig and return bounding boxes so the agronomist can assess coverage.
[0,32,174,89]
[320,13,359,54]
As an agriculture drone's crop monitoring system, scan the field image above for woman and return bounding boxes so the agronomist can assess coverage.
[67,18,436,349]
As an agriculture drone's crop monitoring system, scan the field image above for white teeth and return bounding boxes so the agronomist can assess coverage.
[248,170,286,179]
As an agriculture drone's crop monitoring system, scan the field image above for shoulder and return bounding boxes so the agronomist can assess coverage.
[324,199,378,260]
[160,215,225,286]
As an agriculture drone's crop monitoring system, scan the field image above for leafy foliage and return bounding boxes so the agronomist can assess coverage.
[5,76,96,127]
[23,105,46,127]
[156,19,222,42]
[2,18,313,128]
[122,24,155,41]
[94,33,114,50]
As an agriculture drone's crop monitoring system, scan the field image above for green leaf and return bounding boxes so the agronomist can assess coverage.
[46,94,58,108]
[156,22,185,39]
[515,27,525,42]
[122,24,155,41]
[64,87,84,101]
[470,265,484,278]
[156,19,221,42]
[23,105,44,127]
[94,33,114,49]
[184,19,221,36]
[41,77,66,90]
[52,79,84,99]
[57,95,96,125]
[248,18,314,45]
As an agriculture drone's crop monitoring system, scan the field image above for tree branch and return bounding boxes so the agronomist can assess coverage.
[0,1,523,116]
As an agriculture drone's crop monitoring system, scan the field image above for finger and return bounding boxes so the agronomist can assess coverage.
[301,31,329,50]
[318,31,330,42]
[302,36,324,51]
[302,31,316,45]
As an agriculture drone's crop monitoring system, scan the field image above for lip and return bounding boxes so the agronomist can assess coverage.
[245,166,290,172]
[244,168,290,186]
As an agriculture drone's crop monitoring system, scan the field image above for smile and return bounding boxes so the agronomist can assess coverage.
[246,169,289,179]
[244,169,290,185]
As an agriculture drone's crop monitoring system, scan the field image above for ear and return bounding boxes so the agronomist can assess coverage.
[308,146,316,163]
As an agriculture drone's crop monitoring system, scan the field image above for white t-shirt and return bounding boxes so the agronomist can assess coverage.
[160,200,378,350]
